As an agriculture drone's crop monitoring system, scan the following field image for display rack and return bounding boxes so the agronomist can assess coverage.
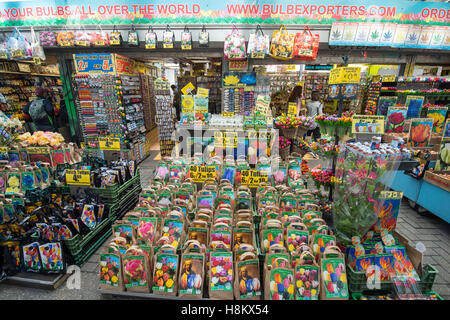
[196,75,222,113]
[155,79,175,157]
[304,72,329,101]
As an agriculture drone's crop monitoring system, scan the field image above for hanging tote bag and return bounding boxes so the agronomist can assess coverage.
[163,25,175,49]
[110,25,123,46]
[247,24,270,59]
[128,25,139,46]
[223,25,246,61]
[145,26,157,49]
[293,26,320,61]
[199,25,209,47]
[181,26,192,50]
[30,27,46,61]
[269,25,295,60]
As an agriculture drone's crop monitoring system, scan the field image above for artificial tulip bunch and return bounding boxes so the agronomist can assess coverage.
[17,131,65,147]
[275,115,302,129]
[310,166,335,188]
[279,136,291,150]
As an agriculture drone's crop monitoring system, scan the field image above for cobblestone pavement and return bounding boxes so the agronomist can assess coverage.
[0,155,448,299]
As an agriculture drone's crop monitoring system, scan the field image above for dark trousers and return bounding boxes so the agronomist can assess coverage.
[306,127,321,141]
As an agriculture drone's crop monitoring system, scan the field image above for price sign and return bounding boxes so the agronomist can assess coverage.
[163,43,174,49]
[240,170,268,187]
[328,67,361,84]
[74,54,114,74]
[382,75,396,82]
[33,57,41,65]
[188,165,217,182]
[352,115,385,134]
[214,132,237,148]
[380,191,403,199]
[296,81,304,87]
[27,147,50,154]
[197,87,209,97]
[11,49,23,58]
[228,53,243,59]
[145,43,156,49]
[95,41,105,46]
[286,65,296,71]
[181,82,195,95]
[99,137,120,151]
[0,147,8,153]
[251,52,265,59]
[110,39,121,45]
[288,102,297,116]
[0,51,7,59]
[66,169,91,186]
[222,111,234,117]
[181,44,192,50]
[372,75,381,82]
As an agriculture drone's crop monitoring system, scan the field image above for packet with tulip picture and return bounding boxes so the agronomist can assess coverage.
[99,251,124,291]
[234,252,262,300]
[179,241,205,299]
[209,251,234,300]
[295,251,320,300]
[265,256,295,300]
[320,246,349,300]
[152,245,179,296]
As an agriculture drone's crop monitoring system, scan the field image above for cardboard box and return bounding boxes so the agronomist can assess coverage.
[393,230,423,278]
[424,170,450,192]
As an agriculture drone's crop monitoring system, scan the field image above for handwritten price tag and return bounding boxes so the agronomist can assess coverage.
[99,137,120,151]
[380,191,403,199]
[188,165,217,182]
[241,170,268,187]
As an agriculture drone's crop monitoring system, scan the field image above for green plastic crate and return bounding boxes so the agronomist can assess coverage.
[424,291,444,300]
[63,214,114,255]
[90,168,141,202]
[70,226,113,266]
[347,264,439,293]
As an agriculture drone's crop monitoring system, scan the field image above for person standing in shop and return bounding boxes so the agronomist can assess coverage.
[23,87,57,132]
[171,85,181,122]
[306,90,323,141]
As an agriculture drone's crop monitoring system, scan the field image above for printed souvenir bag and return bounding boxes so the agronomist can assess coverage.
[293,26,320,61]
[223,25,246,61]
[269,25,294,60]
[247,24,270,58]
[145,26,157,49]
[110,25,122,45]
[181,25,192,50]
[199,25,209,47]
[128,25,139,46]
[163,25,175,49]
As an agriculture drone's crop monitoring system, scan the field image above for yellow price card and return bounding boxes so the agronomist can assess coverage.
[380,191,403,199]
[288,102,297,116]
[197,87,209,97]
[65,169,91,186]
[99,137,120,151]
[181,82,195,95]
[188,165,217,182]
[240,170,268,187]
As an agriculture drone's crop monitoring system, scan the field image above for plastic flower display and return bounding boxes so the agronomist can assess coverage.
[17,131,65,147]
[279,136,291,150]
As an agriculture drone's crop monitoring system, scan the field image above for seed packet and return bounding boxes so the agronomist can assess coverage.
[280,195,298,212]
[137,217,158,246]
[266,261,295,300]
[261,227,284,254]
[123,254,150,292]
[81,204,97,230]
[38,242,64,273]
[22,242,41,272]
[161,218,184,249]
[52,223,72,240]
[99,253,123,291]
[233,227,254,250]
[209,251,233,299]
[272,165,287,185]
[310,233,337,261]
[152,248,178,296]
[320,247,349,300]
[286,225,309,255]
[112,223,135,248]
[210,226,232,249]
[235,255,262,300]
[179,250,205,298]
[187,227,209,248]
[295,251,320,300]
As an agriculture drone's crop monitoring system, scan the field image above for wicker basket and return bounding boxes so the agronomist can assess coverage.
[291,144,307,156]
[297,126,309,138]
[279,145,291,161]
[280,127,298,139]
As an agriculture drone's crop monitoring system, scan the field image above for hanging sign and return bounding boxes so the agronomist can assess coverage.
[73,53,114,74]
[352,115,385,134]
[188,165,217,182]
[99,137,120,151]
[181,82,195,95]
[254,95,271,116]
[229,60,248,71]
[288,102,297,116]
[329,67,361,84]
[240,170,269,187]
[222,111,234,117]
[65,169,91,186]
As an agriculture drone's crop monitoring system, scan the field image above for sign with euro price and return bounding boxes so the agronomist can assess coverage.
[288,102,297,116]
[66,169,91,186]
[328,67,361,84]
[99,137,120,151]
[380,191,403,199]
[382,75,396,82]
[214,131,237,148]
[181,82,195,95]
[197,87,209,97]
[240,170,268,187]
[189,165,216,182]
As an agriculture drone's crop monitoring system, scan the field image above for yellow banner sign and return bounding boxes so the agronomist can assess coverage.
[65,169,91,186]
[352,115,385,134]
[240,170,269,187]
[181,82,195,95]
[197,87,209,97]
[329,67,361,84]
[214,132,237,148]
[380,191,403,199]
[0,147,8,153]
[99,137,120,151]
[188,165,217,182]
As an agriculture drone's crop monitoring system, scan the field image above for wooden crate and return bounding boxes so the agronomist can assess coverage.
[424,170,450,192]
